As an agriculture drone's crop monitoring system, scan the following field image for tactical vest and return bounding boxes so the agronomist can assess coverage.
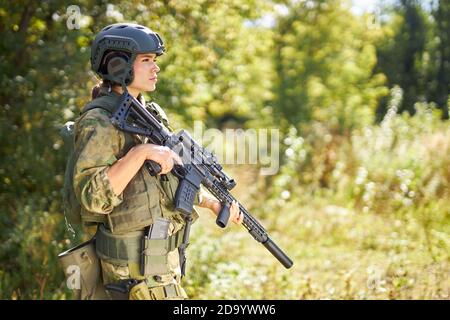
[76,91,184,235]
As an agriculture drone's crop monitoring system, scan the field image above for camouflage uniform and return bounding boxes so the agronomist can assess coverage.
[72,87,199,299]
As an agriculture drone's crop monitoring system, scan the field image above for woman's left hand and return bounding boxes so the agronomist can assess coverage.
[209,199,244,225]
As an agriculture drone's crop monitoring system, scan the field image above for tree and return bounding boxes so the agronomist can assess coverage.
[375,0,449,120]
[429,0,449,118]
[272,0,387,133]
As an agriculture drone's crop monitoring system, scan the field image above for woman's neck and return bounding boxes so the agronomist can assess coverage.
[112,85,140,98]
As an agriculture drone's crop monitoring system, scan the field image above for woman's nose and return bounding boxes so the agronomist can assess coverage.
[153,63,160,73]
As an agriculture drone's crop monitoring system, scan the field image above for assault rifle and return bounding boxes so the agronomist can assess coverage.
[110,92,293,273]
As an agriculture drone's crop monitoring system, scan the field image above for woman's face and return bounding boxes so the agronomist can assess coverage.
[129,53,160,93]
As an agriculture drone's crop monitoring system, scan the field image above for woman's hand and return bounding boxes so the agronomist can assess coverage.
[140,144,183,174]
[106,143,182,196]
[203,197,244,226]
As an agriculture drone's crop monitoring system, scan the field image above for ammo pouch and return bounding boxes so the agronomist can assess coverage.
[58,238,108,300]
[95,224,185,276]
[104,279,153,300]
[105,279,186,300]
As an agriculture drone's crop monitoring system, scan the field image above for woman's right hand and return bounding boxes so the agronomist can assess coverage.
[139,144,182,174]
[107,143,182,196]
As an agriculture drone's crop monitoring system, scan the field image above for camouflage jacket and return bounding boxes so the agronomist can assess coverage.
[72,88,199,234]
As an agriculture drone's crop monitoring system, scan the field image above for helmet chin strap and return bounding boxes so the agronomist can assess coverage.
[120,80,128,94]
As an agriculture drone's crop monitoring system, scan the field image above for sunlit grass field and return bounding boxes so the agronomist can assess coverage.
[185,99,449,300]
[187,197,448,299]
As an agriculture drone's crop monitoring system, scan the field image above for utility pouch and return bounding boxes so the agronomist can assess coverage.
[58,237,108,300]
[129,280,152,300]
[141,217,171,276]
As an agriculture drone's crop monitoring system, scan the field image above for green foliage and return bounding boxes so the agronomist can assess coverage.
[186,86,449,299]
[0,0,98,299]
[429,0,450,119]
[263,86,449,219]
[109,0,273,128]
[273,0,388,132]
[0,0,274,299]
[375,0,449,119]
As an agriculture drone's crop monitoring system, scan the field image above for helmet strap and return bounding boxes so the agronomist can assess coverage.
[120,81,128,94]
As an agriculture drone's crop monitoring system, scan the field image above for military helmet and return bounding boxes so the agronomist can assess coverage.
[91,23,165,85]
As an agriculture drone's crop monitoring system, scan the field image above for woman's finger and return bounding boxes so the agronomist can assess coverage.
[231,201,242,225]
[161,161,171,174]
[238,210,244,224]
[172,151,183,166]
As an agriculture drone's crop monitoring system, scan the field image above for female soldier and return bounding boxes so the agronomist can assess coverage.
[73,23,243,300]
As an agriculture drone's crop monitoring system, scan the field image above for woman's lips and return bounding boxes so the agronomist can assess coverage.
[150,76,157,81]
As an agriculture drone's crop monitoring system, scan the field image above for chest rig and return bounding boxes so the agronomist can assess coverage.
[79,90,193,278]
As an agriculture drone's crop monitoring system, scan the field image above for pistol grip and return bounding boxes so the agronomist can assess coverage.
[145,160,161,176]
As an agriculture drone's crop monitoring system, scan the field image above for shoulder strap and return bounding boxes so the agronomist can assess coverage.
[146,102,173,131]
[81,95,119,116]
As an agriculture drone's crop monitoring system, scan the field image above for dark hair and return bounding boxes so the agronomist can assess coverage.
[91,79,115,99]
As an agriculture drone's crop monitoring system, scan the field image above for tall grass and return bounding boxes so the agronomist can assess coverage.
[186,87,449,299]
